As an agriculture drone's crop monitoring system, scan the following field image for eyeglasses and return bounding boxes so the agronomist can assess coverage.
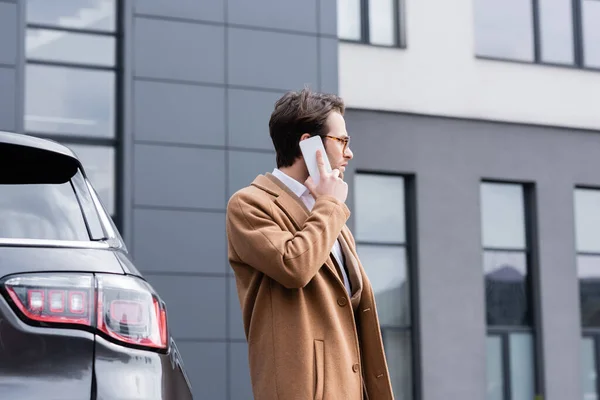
[323,135,351,152]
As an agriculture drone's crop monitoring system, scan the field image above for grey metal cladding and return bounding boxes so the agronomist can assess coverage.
[134,0,225,23]
[133,144,226,209]
[134,80,226,146]
[228,88,284,150]
[228,28,319,91]
[133,208,226,274]
[134,18,225,84]
[228,0,318,34]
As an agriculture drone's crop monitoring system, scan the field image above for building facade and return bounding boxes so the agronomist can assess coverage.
[0,0,599,399]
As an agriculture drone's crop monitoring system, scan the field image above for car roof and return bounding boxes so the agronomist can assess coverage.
[0,130,79,160]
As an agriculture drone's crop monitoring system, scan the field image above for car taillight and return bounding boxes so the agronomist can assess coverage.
[2,273,168,351]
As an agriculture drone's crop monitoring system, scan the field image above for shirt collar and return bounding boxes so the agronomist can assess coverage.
[272,168,310,198]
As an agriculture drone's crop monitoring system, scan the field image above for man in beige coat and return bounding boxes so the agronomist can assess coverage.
[226,89,394,399]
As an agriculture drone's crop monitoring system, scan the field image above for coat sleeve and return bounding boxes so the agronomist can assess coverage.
[226,190,350,289]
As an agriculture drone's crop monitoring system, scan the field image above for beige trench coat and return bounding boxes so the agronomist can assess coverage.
[226,173,394,400]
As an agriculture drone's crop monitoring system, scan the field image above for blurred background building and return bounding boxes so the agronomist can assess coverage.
[0,0,598,399]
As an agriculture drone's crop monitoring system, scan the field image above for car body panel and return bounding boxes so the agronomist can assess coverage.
[0,294,95,400]
[0,246,126,278]
[94,336,193,400]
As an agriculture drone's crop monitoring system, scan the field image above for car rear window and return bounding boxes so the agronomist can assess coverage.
[0,143,105,241]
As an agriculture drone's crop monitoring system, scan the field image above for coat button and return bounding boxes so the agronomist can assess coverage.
[337,297,347,307]
[352,364,359,373]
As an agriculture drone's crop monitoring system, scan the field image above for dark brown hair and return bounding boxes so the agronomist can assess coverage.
[269,88,345,168]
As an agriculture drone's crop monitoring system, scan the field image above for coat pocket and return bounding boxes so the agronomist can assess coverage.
[314,340,325,400]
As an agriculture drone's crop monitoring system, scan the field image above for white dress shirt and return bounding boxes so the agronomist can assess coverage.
[272,168,352,295]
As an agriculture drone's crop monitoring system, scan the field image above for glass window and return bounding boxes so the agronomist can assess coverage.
[357,245,410,327]
[582,0,600,69]
[0,146,90,241]
[25,65,115,138]
[474,0,535,61]
[67,144,116,216]
[369,0,396,46]
[484,251,530,326]
[355,174,405,243]
[486,336,504,400]
[337,0,362,41]
[578,255,600,327]
[26,0,116,32]
[480,183,526,249]
[575,189,600,253]
[538,0,575,64]
[383,330,412,400]
[582,338,598,400]
[509,333,535,400]
[26,28,116,66]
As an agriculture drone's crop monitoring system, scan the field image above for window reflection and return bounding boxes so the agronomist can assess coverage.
[369,0,396,46]
[355,174,406,243]
[383,329,412,400]
[578,255,600,328]
[538,0,574,64]
[581,338,598,400]
[25,65,115,138]
[337,0,362,41]
[480,182,526,249]
[484,251,530,326]
[474,0,535,61]
[575,189,600,253]
[26,28,115,66]
[26,0,116,32]
[0,181,89,241]
[486,336,504,400]
[509,333,535,400]
[357,245,410,327]
[583,0,600,69]
[67,144,116,216]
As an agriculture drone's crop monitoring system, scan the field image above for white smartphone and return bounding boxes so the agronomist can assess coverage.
[299,135,332,186]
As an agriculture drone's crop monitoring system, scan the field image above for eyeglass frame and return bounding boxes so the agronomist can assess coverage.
[321,135,351,152]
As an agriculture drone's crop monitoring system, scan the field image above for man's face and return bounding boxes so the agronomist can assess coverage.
[323,112,353,175]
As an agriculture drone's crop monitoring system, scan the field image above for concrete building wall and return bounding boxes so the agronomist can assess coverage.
[338,0,600,131]
[121,1,339,398]
[343,109,597,400]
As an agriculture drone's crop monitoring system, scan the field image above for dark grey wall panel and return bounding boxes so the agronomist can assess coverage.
[229,342,253,400]
[133,209,226,274]
[228,150,276,197]
[134,80,225,146]
[134,18,225,84]
[345,110,594,400]
[228,277,245,340]
[134,0,225,23]
[228,28,318,91]
[319,0,337,36]
[176,342,227,400]
[145,275,227,340]
[0,2,16,65]
[227,88,283,150]
[134,144,226,209]
[228,0,317,34]
[0,67,15,131]
[319,37,338,93]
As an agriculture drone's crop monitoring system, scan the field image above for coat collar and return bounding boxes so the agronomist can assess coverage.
[251,173,354,294]
[251,173,310,231]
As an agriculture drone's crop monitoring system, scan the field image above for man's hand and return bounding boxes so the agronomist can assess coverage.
[305,150,348,203]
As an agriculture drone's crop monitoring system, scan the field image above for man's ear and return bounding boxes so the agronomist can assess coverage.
[299,133,311,141]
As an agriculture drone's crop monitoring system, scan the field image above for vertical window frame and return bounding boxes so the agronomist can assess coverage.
[339,0,406,49]
[574,185,600,398]
[481,179,545,400]
[23,0,124,230]
[354,170,421,400]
